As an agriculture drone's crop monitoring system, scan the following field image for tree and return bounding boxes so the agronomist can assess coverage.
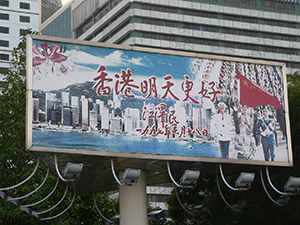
[0,29,118,224]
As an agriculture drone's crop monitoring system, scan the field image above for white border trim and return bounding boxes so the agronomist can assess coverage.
[26,34,33,150]
[26,34,292,167]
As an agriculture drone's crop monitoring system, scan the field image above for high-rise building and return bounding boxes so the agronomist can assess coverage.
[40,0,73,39]
[40,0,62,24]
[81,96,89,129]
[33,97,40,122]
[63,106,72,125]
[45,92,57,121]
[0,0,39,81]
[89,110,98,129]
[71,96,80,126]
[61,91,69,106]
[72,0,300,73]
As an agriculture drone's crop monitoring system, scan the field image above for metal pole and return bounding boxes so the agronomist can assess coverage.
[119,171,147,225]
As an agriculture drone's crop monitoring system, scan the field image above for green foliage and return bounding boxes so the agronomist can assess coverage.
[287,71,300,164]
[167,179,214,225]
[0,28,46,225]
[0,29,118,224]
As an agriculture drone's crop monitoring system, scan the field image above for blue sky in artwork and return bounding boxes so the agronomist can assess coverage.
[74,43,192,79]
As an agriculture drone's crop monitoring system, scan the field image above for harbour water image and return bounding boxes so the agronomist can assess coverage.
[33,129,221,158]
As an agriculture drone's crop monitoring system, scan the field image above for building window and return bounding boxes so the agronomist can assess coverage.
[0,67,8,73]
[94,3,109,23]
[262,32,296,42]
[0,40,9,47]
[223,27,258,37]
[0,53,9,61]
[182,23,218,33]
[140,3,177,13]
[141,32,177,41]
[181,9,218,19]
[183,37,219,46]
[110,5,130,24]
[116,32,131,44]
[261,0,294,13]
[263,46,297,55]
[110,19,130,37]
[202,0,218,3]
[222,14,257,24]
[222,0,256,8]
[20,16,30,23]
[0,13,9,20]
[0,26,9,34]
[223,41,259,51]
[20,29,28,36]
[20,2,30,10]
[85,22,109,40]
[261,18,296,29]
[286,62,299,68]
[76,17,93,38]
[111,0,122,9]
[0,0,9,7]
[140,17,177,28]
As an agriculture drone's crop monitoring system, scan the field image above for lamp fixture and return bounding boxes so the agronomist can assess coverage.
[62,163,84,180]
[111,157,141,186]
[180,170,200,186]
[120,168,141,184]
[167,161,200,188]
[284,177,300,193]
[235,172,255,189]
[217,164,254,211]
[261,167,300,206]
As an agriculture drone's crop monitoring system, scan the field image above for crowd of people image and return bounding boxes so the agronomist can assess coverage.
[207,60,287,161]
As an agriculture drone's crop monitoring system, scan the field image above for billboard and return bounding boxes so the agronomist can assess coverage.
[26,35,292,166]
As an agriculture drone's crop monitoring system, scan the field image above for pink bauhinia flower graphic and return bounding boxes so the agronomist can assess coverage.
[32,41,77,79]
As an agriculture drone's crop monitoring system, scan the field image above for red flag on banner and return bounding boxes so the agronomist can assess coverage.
[236,68,281,109]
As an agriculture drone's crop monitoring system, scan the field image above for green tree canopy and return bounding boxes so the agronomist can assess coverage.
[0,29,118,225]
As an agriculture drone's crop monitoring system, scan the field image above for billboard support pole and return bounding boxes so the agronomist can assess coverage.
[119,171,147,225]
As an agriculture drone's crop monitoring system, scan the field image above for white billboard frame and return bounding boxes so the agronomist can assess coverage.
[26,34,292,167]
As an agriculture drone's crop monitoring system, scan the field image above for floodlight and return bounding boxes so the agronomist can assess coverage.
[62,162,84,179]
[31,211,40,219]
[19,206,32,215]
[235,172,255,189]
[110,214,120,223]
[0,191,7,199]
[6,196,20,206]
[180,170,200,186]
[120,168,141,183]
[284,177,300,193]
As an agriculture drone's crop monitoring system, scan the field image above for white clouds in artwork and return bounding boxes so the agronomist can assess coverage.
[75,50,146,69]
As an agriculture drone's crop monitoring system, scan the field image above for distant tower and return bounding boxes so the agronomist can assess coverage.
[33,98,39,123]
[71,96,79,126]
[61,92,69,106]
[45,92,57,122]
[81,96,89,130]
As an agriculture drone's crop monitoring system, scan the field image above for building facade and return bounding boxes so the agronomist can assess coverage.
[40,0,73,39]
[72,0,300,73]
[0,0,39,80]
